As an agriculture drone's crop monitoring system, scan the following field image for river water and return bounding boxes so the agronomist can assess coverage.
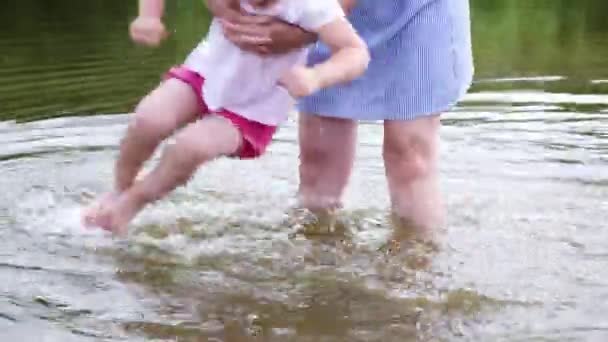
[1,0,608,341]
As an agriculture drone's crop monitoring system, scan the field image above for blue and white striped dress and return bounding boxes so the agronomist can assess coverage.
[298,0,475,121]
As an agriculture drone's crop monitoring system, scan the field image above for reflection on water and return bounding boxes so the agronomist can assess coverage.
[1,0,608,341]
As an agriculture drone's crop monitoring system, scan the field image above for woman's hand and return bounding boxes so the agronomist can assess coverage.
[221,15,317,55]
[206,0,357,56]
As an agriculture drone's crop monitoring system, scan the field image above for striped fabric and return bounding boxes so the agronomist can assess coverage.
[298,0,474,121]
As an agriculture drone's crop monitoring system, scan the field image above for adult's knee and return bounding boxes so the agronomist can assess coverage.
[383,128,437,182]
[299,140,327,178]
[298,138,342,210]
[298,115,356,181]
[299,135,328,185]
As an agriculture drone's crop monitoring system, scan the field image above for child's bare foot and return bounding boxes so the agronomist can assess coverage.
[82,192,120,228]
[94,191,146,236]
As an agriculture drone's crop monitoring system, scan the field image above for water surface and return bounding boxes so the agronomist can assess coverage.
[1,0,608,340]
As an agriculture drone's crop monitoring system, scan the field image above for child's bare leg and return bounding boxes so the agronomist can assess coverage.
[116,78,200,191]
[83,79,199,226]
[96,115,241,234]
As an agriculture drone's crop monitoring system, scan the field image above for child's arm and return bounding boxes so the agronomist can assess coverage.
[340,0,357,14]
[279,17,369,98]
[130,0,168,47]
[310,18,369,90]
[139,0,164,18]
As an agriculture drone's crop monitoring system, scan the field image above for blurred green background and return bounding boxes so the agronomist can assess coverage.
[2,0,608,121]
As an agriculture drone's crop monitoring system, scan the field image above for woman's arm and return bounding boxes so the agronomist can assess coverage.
[205,0,239,20]
[206,0,279,52]
[222,21,315,55]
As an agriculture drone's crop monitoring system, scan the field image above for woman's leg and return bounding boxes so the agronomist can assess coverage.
[298,113,358,212]
[383,115,443,234]
[83,78,200,226]
[95,115,242,235]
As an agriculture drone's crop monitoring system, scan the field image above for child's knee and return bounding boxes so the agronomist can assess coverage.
[166,135,205,166]
[172,130,222,165]
[129,99,173,140]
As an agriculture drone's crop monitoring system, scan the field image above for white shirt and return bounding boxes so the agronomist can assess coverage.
[183,0,345,126]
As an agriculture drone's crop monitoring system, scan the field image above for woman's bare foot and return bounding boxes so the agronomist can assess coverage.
[94,191,147,236]
[82,192,120,228]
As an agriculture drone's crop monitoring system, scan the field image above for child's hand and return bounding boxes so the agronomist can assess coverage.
[129,16,168,47]
[279,66,322,98]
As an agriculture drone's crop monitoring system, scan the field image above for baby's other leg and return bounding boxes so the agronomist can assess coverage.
[96,115,242,235]
[115,78,200,192]
[83,78,199,227]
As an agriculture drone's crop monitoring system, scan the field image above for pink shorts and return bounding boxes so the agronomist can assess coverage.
[165,66,277,159]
